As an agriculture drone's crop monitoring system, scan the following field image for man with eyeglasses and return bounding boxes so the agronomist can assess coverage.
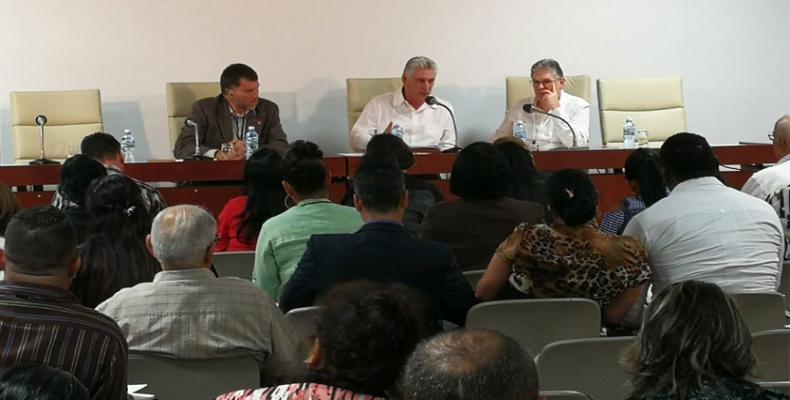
[493,59,590,148]
[742,115,790,200]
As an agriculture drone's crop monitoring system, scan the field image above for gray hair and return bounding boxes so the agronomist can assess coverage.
[403,56,437,77]
[530,58,564,79]
[150,205,216,267]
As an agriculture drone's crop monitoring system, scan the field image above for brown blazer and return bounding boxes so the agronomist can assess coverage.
[173,94,289,159]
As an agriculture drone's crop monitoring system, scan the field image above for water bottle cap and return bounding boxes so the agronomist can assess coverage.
[123,129,131,134]
[247,126,255,130]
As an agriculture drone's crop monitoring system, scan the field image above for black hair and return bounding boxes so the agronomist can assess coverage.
[450,142,514,200]
[660,132,719,184]
[493,138,546,205]
[403,329,539,400]
[220,63,258,94]
[624,148,667,207]
[281,140,327,197]
[309,281,429,396]
[80,132,121,161]
[236,148,287,244]
[353,156,405,214]
[58,155,107,207]
[0,181,20,236]
[70,174,160,308]
[4,206,77,275]
[0,364,89,400]
[545,169,597,227]
[366,134,416,170]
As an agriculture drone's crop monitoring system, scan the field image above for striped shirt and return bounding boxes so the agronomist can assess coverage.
[216,383,385,400]
[0,281,128,400]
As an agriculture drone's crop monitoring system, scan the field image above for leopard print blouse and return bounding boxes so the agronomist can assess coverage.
[495,222,651,308]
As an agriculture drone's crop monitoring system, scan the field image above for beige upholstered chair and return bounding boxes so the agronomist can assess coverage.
[346,78,402,130]
[212,251,255,280]
[597,76,687,146]
[505,75,592,109]
[165,82,221,148]
[10,89,103,164]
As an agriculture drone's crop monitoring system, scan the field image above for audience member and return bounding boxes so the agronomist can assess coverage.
[624,133,783,294]
[55,155,107,242]
[253,141,363,299]
[217,281,429,400]
[279,158,475,327]
[422,142,544,271]
[494,136,548,208]
[623,280,787,400]
[53,132,166,216]
[216,148,286,252]
[0,364,89,400]
[600,148,667,235]
[70,175,160,308]
[0,206,127,400]
[402,329,539,400]
[97,205,295,384]
[477,169,650,326]
[0,182,20,280]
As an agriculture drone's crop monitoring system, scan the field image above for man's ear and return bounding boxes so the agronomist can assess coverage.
[0,250,6,271]
[305,339,322,368]
[145,235,156,258]
[353,194,363,213]
[67,255,81,278]
[401,190,409,209]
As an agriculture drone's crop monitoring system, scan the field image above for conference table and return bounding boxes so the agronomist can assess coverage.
[0,143,773,218]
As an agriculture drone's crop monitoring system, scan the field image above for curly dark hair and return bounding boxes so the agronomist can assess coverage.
[236,148,286,244]
[450,142,515,200]
[58,155,106,207]
[0,364,89,400]
[308,281,429,396]
[281,140,327,197]
[545,169,597,227]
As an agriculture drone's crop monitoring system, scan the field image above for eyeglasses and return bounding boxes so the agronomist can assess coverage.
[531,79,560,87]
[768,134,775,141]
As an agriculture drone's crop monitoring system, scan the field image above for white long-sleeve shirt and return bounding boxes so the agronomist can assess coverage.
[349,89,457,151]
[493,90,590,148]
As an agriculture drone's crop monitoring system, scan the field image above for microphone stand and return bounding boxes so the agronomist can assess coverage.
[425,96,460,152]
[523,104,578,148]
[30,116,58,165]
[185,119,211,161]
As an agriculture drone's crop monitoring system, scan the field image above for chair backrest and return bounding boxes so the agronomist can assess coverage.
[465,298,601,355]
[751,329,790,382]
[506,75,592,109]
[781,262,790,313]
[127,352,259,399]
[165,82,221,149]
[728,292,786,333]
[596,76,686,146]
[346,77,402,130]
[10,89,103,163]
[212,251,255,280]
[284,306,322,361]
[536,336,636,400]
[760,381,790,396]
[539,390,596,400]
[462,269,486,290]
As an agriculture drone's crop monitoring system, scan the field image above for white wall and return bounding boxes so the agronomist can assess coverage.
[1,0,788,162]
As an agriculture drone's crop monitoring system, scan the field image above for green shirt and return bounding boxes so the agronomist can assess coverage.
[253,199,363,300]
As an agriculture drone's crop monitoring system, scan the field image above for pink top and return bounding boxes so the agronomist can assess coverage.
[216,196,258,252]
[216,383,384,400]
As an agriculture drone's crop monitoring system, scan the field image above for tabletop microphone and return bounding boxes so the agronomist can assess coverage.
[29,114,58,165]
[425,96,459,152]
[523,104,578,147]
[184,118,210,161]
[35,115,48,126]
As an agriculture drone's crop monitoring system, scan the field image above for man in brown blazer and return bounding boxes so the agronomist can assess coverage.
[174,63,289,160]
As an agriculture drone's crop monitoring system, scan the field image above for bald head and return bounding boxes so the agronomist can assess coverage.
[772,115,790,159]
[149,205,216,269]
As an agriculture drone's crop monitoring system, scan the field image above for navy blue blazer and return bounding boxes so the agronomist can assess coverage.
[279,222,476,326]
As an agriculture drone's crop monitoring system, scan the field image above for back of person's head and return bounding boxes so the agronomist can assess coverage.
[403,329,539,400]
[80,132,121,162]
[660,132,719,185]
[220,63,258,94]
[238,148,287,243]
[150,205,216,268]
[58,155,106,207]
[623,280,756,399]
[0,364,89,400]
[86,174,150,237]
[311,281,428,396]
[545,169,597,227]
[4,206,77,276]
[624,148,667,207]
[281,140,327,197]
[451,142,515,200]
[366,134,416,170]
[0,181,20,236]
[353,156,405,214]
[493,137,545,204]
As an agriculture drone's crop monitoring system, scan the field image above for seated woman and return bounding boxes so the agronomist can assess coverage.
[476,169,651,326]
[216,281,429,400]
[493,137,548,209]
[253,141,363,300]
[421,142,544,271]
[216,148,286,252]
[55,155,107,243]
[623,280,787,400]
[600,148,667,235]
[70,174,160,308]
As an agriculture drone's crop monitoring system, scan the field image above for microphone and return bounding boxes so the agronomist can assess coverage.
[425,96,459,152]
[35,115,48,126]
[28,114,58,165]
[523,104,578,147]
[184,118,210,161]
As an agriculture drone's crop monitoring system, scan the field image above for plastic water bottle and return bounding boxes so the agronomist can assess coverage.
[391,125,404,139]
[622,119,637,148]
[121,129,135,162]
[245,126,259,159]
[512,120,528,143]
